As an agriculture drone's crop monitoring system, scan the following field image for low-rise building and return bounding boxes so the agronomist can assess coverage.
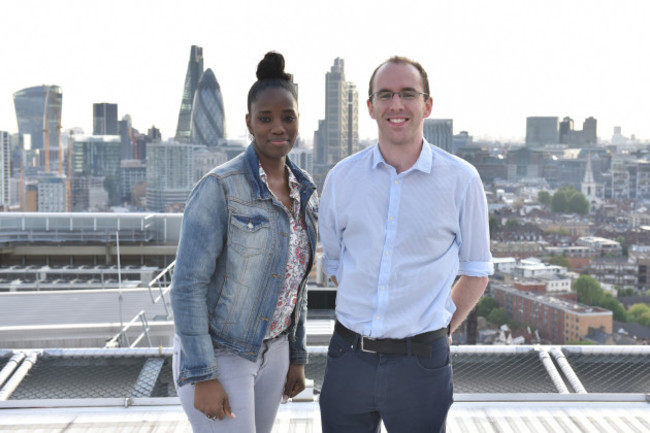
[492,284,612,344]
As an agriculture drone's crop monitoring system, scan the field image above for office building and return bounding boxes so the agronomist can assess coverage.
[525,116,558,147]
[423,118,453,153]
[190,69,226,146]
[146,141,198,212]
[313,58,359,189]
[72,135,122,206]
[193,147,227,182]
[93,103,118,135]
[13,85,63,171]
[119,115,136,160]
[289,144,314,174]
[120,159,146,205]
[0,131,9,210]
[175,45,204,143]
[492,284,612,344]
[35,172,68,212]
[582,117,597,144]
[559,116,598,146]
[70,176,108,212]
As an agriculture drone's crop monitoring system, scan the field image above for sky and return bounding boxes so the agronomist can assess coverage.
[1,0,649,144]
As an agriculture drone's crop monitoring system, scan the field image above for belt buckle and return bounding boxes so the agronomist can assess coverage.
[360,337,377,353]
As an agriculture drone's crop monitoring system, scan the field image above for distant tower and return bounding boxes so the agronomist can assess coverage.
[93,103,118,135]
[559,117,574,144]
[581,152,597,201]
[13,85,63,171]
[0,131,9,210]
[423,119,453,153]
[175,45,204,143]
[313,58,359,189]
[118,115,135,159]
[525,116,558,147]
[582,117,597,145]
[190,69,226,146]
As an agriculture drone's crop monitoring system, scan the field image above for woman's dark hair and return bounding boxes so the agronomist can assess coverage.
[247,51,298,113]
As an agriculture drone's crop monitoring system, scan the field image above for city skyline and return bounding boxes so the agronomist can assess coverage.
[1,0,649,143]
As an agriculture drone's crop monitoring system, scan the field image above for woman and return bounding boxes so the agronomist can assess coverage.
[171,51,318,433]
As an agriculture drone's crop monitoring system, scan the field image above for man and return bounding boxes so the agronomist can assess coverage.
[318,56,493,433]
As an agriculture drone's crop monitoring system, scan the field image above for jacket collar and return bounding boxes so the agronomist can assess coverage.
[243,143,315,200]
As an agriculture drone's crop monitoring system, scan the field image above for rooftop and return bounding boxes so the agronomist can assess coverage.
[1,344,649,432]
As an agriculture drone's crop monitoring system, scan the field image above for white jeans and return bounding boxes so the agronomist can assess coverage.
[173,334,289,433]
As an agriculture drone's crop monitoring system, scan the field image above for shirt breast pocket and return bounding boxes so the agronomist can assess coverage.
[228,214,270,258]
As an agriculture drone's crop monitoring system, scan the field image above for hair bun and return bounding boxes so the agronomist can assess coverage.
[256,51,292,81]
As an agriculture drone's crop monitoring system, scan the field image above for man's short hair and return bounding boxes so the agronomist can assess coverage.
[368,56,430,100]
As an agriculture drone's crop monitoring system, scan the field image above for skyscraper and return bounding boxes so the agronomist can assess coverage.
[93,103,118,135]
[583,117,597,145]
[175,45,204,143]
[423,119,453,153]
[190,69,226,146]
[0,131,9,210]
[525,116,558,147]
[313,58,359,189]
[559,116,598,147]
[13,85,63,171]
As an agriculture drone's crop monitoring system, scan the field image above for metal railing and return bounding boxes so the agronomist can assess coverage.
[105,311,153,349]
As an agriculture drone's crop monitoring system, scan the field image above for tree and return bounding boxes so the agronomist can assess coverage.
[551,186,589,215]
[551,191,569,213]
[538,190,551,207]
[548,255,570,268]
[617,287,635,297]
[505,219,521,227]
[487,307,509,326]
[628,304,650,327]
[568,193,589,214]
[476,296,497,318]
[600,295,628,322]
[573,275,605,305]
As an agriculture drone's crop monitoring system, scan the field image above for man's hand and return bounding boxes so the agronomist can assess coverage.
[194,379,236,420]
[283,364,306,402]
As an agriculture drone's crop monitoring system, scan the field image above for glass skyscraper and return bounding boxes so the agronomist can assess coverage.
[190,69,226,146]
[13,85,63,170]
[313,58,359,190]
[175,45,204,143]
[93,103,118,135]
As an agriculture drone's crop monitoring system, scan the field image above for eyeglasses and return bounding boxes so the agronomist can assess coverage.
[370,90,428,102]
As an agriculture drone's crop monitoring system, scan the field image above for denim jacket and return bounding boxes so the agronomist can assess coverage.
[171,144,318,387]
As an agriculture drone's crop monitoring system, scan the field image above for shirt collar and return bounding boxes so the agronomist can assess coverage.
[258,163,302,202]
[371,139,433,174]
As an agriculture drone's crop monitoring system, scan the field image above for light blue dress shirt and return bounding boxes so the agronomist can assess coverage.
[319,140,493,339]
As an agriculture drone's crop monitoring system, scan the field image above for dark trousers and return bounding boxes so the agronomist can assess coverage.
[319,328,453,433]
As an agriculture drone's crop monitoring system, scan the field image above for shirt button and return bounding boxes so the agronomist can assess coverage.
[389,216,395,221]
[394,180,399,185]
[375,315,381,320]
[381,286,386,291]
[385,251,390,256]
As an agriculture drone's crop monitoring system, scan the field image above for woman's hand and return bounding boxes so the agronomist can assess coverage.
[194,379,236,420]
[283,364,306,402]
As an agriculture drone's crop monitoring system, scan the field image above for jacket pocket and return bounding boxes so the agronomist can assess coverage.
[227,214,269,258]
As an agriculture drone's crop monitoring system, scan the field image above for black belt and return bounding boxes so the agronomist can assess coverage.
[334,321,447,358]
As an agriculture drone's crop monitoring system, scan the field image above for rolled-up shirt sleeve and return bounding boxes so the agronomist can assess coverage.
[457,174,493,277]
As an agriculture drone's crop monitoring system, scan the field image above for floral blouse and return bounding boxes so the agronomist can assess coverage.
[259,163,310,339]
